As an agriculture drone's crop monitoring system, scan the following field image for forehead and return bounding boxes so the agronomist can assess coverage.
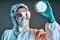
[16,7,27,12]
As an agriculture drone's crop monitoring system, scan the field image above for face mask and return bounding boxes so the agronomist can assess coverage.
[16,16,27,32]
[15,16,23,27]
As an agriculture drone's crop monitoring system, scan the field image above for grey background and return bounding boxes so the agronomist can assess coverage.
[0,0,60,39]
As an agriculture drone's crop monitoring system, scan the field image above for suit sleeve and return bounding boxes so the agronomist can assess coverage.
[45,21,60,40]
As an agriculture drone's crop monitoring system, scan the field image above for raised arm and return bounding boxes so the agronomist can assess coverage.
[34,0,60,40]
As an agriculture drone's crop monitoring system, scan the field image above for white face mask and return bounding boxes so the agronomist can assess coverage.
[16,17,27,32]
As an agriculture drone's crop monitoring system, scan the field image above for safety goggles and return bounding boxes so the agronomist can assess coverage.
[14,11,30,20]
[15,11,26,18]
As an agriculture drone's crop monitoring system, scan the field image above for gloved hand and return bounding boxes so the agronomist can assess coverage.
[35,1,55,23]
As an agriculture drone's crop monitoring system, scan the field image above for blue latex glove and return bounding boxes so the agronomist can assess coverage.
[35,1,55,23]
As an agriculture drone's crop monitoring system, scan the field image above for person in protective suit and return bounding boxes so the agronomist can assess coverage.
[1,2,46,40]
[1,0,60,40]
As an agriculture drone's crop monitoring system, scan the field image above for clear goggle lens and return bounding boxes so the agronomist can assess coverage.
[15,12,26,18]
